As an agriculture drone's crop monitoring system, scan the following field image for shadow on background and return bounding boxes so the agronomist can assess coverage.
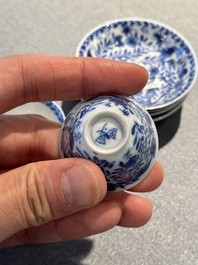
[0,239,93,265]
[62,100,81,117]
[155,106,182,149]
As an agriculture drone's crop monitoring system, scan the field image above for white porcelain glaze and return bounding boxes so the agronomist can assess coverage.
[60,95,158,192]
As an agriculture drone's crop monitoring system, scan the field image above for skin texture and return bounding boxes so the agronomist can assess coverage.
[0,55,164,248]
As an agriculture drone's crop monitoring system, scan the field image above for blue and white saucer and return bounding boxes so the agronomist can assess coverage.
[76,18,197,115]
[5,101,65,124]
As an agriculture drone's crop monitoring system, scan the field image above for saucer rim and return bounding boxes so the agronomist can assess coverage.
[152,100,183,122]
[5,101,65,124]
[43,101,65,123]
[76,17,197,110]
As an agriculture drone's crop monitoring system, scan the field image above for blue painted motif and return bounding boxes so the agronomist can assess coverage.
[43,102,64,123]
[95,123,118,145]
[60,95,158,191]
[77,20,196,109]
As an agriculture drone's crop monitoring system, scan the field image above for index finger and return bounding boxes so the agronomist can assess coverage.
[0,55,148,113]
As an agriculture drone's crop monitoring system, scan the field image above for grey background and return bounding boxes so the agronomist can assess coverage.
[0,0,198,264]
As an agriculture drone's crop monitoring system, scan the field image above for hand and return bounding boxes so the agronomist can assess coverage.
[0,55,164,247]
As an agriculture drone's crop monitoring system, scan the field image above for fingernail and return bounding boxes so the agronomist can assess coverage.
[62,163,101,208]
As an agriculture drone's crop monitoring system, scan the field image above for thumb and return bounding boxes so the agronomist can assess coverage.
[0,158,107,242]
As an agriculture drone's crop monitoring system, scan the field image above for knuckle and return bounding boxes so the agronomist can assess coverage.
[16,57,40,103]
[20,163,53,227]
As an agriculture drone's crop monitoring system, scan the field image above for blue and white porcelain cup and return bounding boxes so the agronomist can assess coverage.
[59,95,158,192]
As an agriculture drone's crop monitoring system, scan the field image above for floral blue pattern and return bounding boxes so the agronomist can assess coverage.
[76,19,197,110]
[43,102,65,124]
[60,95,158,191]
[95,123,118,145]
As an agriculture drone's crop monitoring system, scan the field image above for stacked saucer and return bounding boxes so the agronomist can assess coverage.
[5,102,65,124]
[76,18,197,122]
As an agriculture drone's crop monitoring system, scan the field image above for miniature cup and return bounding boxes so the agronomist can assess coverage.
[59,95,158,192]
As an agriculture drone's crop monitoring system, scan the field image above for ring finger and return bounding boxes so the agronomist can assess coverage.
[0,114,61,167]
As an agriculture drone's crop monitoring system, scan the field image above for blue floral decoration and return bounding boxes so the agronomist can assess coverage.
[43,102,64,124]
[76,19,197,110]
[60,95,158,191]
